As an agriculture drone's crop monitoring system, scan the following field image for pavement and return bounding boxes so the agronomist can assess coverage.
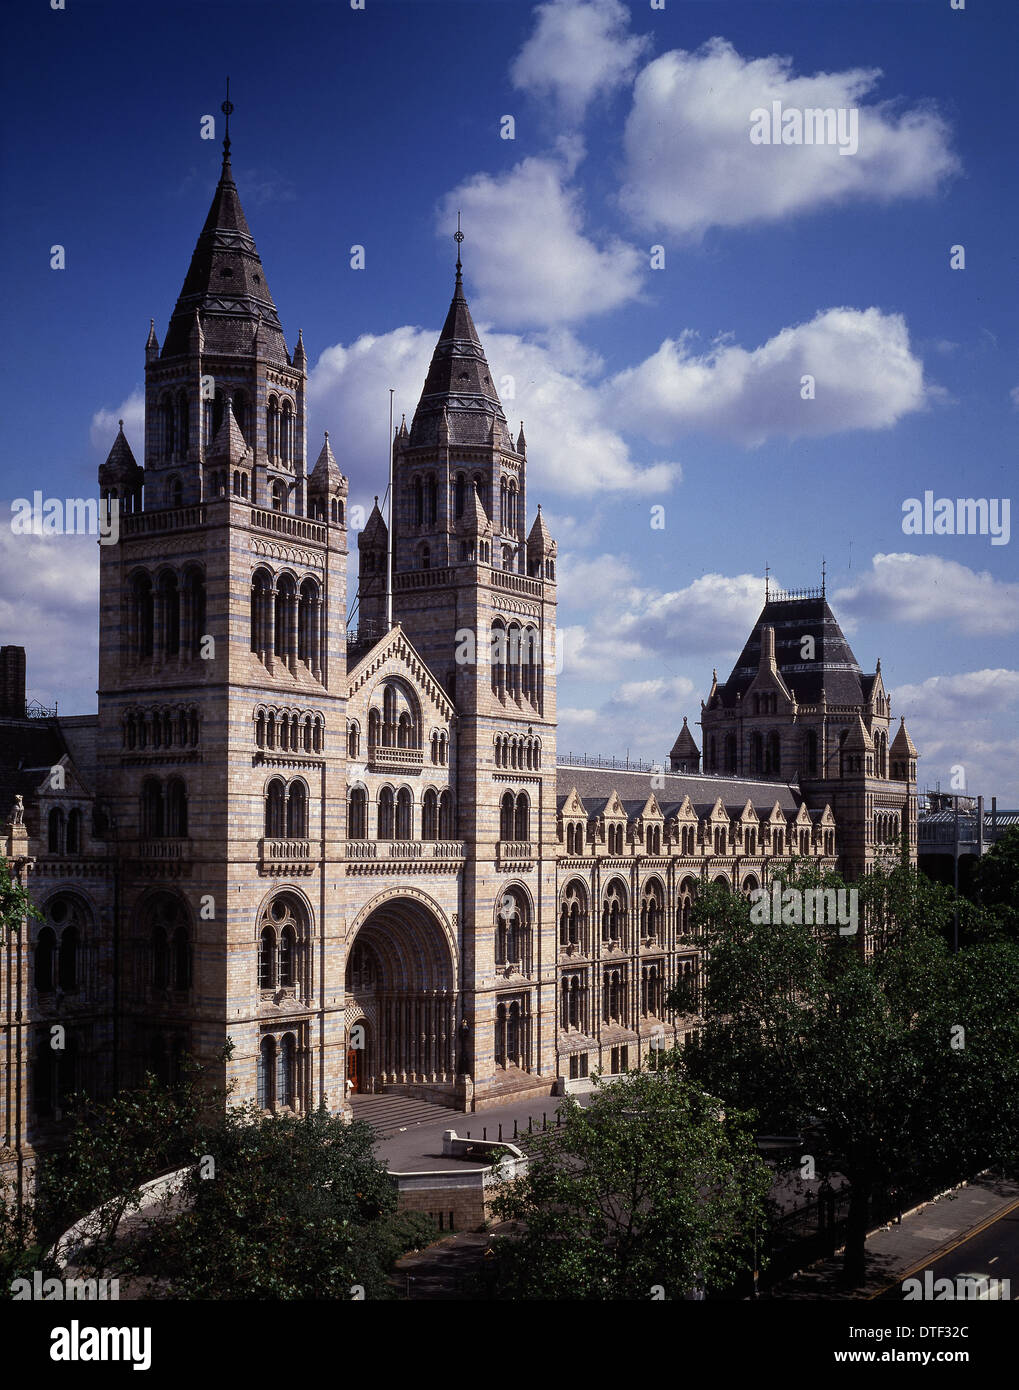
[352,1091,586,1172]
[767,1173,1019,1299]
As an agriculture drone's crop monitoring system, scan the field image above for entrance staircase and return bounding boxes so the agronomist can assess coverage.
[349,1093,464,1138]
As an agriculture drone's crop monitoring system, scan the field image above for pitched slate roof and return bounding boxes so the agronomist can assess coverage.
[716,595,868,707]
[557,766,802,816]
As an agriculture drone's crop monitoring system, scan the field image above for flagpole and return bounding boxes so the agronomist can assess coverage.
[387,387,394,631]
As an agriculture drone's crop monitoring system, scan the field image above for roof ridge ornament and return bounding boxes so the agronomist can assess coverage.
[454,210,464,288]
[221,77,234,166]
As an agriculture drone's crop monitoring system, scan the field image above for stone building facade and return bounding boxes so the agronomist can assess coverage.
[1,133,920,1180]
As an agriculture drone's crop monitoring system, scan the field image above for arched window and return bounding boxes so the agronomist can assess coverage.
[724,733,737,774]
[397,712,412,749]
[490,621,506,698]
[281,401,294,466]
[158,572,180,657]
[368,708,381,749]
[348,721,360,759]
[765,731,781,775]
[395,787,412,840]
[559,881,587,951]
[277,1033,296,1108]
[47,807,65,855]
[297,579,319,668]
[421,543,430,571]
[166,778,188,837]
[422,788,438,840]
[271,480,286,512]
[259,926,276,989]
[413,476,423,527]
[348,786,368,840]
[496,889,530,970]
[514,792,529,841]
[454,473,466,519]
[66,808,82,855]
[141,778,163,838]
[258,1036,275,1110]
[378,787,394,839]
[172,925,191,990]
[133,573,154,659]
[286,780,308,838]
[267,397,280,461]
[438,790,453,839]
[426,475,437,525]
[258,895,307,1000]
[500,791,514,842]
[34,926,57,994]
[601,880,627,946]
[265,779,286,838]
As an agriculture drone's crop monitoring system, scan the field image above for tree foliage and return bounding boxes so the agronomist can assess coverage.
[488,1068,770,1300]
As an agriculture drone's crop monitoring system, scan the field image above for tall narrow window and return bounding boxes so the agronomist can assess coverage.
[258,1037,275,1110]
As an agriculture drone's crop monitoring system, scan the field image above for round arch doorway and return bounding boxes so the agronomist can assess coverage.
[345,893,457,1095]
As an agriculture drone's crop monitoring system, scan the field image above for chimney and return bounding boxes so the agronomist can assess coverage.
[759,626,777,671]
[0,646,26,717]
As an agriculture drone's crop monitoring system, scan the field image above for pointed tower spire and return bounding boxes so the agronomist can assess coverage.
[517,420,526,454]
[161,90,288,363]
[293,328,306,368]
[145,318,159,361]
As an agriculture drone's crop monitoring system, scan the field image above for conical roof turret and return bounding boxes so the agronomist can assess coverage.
[99,420,141,481]
[207,396,251,463]
[310,431,346,492]
[161,132,289,363]
[891,717,918,759]
[409,262,511,448]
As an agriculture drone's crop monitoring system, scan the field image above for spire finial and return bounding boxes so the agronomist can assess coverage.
[821,556,826,596]
[221,77,234,164]
[454,209,464,282]
[765,562,770,602]
[118,419,124,430]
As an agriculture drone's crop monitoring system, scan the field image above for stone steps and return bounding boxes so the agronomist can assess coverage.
[349,1094,464,1136]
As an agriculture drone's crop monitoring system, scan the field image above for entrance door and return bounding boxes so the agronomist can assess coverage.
[346,1046,361,1094]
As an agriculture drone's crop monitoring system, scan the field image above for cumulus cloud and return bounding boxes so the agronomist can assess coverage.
[0,525,99,712]
[606,307,929,446]
[90,389,144,455]
[558,674,698,764]
[559,571,765,681]
[835,554,1019,636]
[510,0,652,122]
[308,325,679,498]
[892,670,1019,803]
[438,145,644,328]
[620,38,959,238]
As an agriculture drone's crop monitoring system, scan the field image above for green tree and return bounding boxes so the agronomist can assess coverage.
[673,862,1019,1286]
[487,1068,770,1300]
[135,1104,432,1299]
[970,825,1019,941]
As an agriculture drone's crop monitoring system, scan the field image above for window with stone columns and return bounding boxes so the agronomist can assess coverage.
[257,894,308,1002]
[560,971,588,1031]
[348,786,368,839]
[495,993,531,1071]
[495,887,531,972]
[640,879,664,943]
[641,961,665,1018]
[601,879,628,947]
[559,880,588,952]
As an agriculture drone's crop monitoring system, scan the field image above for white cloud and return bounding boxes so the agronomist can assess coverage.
[607,307,929,446]
[835,554,1019,636]
[620,38,959,238]
[1009,384,1019,409]
[892,670,1019,804]
[308,325,679,498]
[510,0,652,122]
[558,674,698,765]
[0,526,99,712]
[90,389,144,455]
[555,552,638,611]
[439,145,644,328]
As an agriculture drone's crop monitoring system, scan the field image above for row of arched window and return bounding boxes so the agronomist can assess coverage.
[494,733,540,769]
[411,474,439,528]
[705,725,892,780]
[490,621,542,707]
[250,568,323,672]
[141,777,189,838]
[257,1033,297,1111]
[500,476,520,535]
[255,707,324,753]
[128,567,206,662]
[347,785,455,841]
[124,705,200,751]
[498,791,531,842]
[157,389,190,463]
[561,813,831,858]
[429,731,449,765]
[558,877,699,954]
[309,496,344,524]
[264,778,309,839]
[874,811,900,844]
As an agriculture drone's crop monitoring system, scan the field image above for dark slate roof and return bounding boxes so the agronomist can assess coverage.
[558,766,802,816]
[162,152,289,364]
[0,719,70,817]
[716,595,867,708]
[408,267,514,450]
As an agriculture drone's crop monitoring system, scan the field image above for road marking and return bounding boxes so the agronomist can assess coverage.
[868,1193,1019,1299]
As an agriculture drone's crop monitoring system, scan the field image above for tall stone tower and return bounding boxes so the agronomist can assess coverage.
[95,112,350,1106]
[391,249,559,1100]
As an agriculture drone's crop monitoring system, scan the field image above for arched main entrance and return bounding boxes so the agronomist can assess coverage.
[344,892,457,1093]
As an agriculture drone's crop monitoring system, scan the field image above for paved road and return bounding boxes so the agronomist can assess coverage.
[873,1194,1019,1300]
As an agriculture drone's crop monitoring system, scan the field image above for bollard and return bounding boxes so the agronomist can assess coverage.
[513,1119,518,1138]
[467,1130,470,1139]
[543,1112,547,1130]
[528,1115,532,1133]
[483,1127,487,1141]
[498,1123,503,1141]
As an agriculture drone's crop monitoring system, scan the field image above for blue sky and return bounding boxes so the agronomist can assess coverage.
[1,0,1016,799]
